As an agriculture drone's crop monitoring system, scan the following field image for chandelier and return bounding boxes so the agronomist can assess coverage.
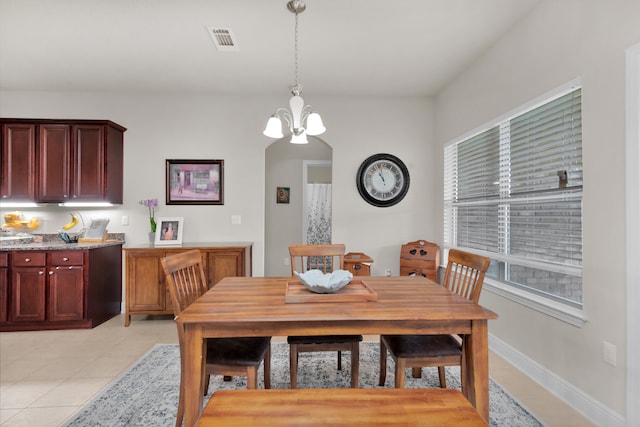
[263,0,325,144]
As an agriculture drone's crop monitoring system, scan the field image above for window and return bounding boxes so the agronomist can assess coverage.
[444,85,583,308]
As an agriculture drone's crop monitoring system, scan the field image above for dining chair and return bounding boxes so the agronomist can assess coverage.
[288,244,362,388]
[379,248,490,389]
[161,249,271,427]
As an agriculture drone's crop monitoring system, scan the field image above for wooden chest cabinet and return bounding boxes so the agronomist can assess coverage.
[0,244,122,332]
[400,240,441,282]
[344,252,374,276]
[124,243,252,326]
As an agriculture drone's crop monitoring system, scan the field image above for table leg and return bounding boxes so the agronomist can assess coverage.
[462,319,490,423]
[183,324,205,427]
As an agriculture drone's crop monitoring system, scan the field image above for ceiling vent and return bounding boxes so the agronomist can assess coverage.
[207,27,239,52]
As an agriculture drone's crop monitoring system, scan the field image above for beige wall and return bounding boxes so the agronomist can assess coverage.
[435,0,640,418]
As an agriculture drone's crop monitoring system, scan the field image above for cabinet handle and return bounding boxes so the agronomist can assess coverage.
[49,271,54,275]
[63,257,69,262]
[39,271,44,275]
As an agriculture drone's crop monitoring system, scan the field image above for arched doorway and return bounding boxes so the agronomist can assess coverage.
[264,137,332,276]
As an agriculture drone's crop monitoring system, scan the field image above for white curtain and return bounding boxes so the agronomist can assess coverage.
[306,183,332,245]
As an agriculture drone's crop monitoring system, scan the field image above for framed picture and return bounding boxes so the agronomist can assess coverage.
[154,217,184,245]
[277,187,290,204]
[166,159,224,205]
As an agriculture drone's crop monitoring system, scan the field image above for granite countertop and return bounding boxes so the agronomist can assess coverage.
[0,233,125,251]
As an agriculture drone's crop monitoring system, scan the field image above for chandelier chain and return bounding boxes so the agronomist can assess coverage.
[293,10,300,93]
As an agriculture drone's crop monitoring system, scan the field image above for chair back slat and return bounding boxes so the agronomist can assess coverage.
[442,249,490,303]
[160,249,208,316]
[289,244,346,275]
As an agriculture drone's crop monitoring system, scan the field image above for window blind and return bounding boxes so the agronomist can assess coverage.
[444,88,583,305]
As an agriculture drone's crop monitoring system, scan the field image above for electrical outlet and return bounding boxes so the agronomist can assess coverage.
[385,269,392,276]
[121,215,129,226]
[284,257,290,266]
[603,341,617,367]
[231,215,241,225]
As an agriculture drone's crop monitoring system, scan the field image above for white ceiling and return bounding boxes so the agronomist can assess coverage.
[0,0,539,97]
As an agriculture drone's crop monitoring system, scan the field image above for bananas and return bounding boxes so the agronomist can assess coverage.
[62,213,79,230]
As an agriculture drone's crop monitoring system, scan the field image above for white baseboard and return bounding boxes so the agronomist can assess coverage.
[489,334,625,427]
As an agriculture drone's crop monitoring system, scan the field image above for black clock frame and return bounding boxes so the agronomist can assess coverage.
[356,153,410,207]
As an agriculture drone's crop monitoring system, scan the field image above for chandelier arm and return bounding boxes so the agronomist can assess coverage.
[274,108,294,133]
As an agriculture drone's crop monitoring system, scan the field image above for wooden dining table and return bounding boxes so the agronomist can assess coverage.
[176,276,498,426]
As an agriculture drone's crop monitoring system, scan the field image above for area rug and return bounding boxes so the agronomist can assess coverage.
[62,343,543,427]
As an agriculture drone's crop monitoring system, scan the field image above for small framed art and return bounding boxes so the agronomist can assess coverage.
[166,159,224,205]
[277,187,290,204]
[155,217,184,245]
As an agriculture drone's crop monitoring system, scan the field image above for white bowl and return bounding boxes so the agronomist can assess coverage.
[294,269,353,294]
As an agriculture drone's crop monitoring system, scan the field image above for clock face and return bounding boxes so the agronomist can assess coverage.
[356,153,410,207]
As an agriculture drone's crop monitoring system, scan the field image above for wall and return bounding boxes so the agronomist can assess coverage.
[435,0,640,421]
[0,92,434,279]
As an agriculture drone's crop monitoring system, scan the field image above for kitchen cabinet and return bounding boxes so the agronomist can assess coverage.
[48,251,84,321]
[0,123,36,200]
[10,252,47,322]
[0,243,122,332]
[0,253,10,322]
[124,243,252,326]
[0,118,126,204]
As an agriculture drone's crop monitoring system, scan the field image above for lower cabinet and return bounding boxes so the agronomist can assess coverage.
[0,244,122,332]
[124,244,252,327]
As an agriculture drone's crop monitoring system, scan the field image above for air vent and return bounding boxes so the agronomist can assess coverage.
[206,27,239,52]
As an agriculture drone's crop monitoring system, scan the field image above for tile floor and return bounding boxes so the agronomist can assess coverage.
[0,314,596,427]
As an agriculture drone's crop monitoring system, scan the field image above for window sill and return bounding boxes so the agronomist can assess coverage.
[483,278,587,327]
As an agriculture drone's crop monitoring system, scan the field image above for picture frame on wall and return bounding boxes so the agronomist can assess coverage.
[154,217,184,245]
[166,159,224,205]
[277,187,290,204]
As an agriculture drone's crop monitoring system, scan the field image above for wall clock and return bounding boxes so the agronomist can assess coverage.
[356,153,410,207]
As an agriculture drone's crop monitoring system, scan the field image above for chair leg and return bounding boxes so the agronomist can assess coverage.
[437,366,447,388]
[394,359,406,388]
[264,344,271,389]
[412,367,422,378]
[289,344,298,389]
[350,343,359,388]
[337,350,342,370]
[204,374,211,395]
[379,338,387,386]
[247,367,258,389]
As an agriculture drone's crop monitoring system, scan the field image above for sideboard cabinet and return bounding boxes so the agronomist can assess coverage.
[123,243,252,326]
[0,118,126,203]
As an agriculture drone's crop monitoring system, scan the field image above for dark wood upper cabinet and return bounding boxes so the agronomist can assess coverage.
[38,124,71,202]
[0,119,126,204]
[1,123,36,200]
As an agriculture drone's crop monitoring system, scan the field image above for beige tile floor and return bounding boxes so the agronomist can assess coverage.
[0,314,596,427]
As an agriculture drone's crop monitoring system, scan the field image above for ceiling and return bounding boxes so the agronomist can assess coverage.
[0,0,539,97]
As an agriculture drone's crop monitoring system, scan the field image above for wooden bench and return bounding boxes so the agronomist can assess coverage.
[196,388,488,426]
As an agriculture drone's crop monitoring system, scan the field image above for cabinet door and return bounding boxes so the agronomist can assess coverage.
[204,249,245,287]
[71,125,105,200]
[0,269,7,323]
[1,123,36,200]
[48,266,84,321]
[11,267,46,322]
[126,250,165,311]
[37,124,71,202]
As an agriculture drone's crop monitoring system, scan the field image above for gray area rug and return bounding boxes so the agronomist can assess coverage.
[63,342,543,427]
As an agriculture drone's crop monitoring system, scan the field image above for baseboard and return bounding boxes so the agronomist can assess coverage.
[489,334,625,427]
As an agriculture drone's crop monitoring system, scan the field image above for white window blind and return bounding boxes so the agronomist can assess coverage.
[444,87,583,306]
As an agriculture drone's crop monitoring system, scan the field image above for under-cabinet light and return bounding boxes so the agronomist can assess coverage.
[58,202,114,207]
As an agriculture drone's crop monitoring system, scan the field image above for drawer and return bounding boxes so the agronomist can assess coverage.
[50,251,84,266]
[0,252,7,267]
[11,252,46,267]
